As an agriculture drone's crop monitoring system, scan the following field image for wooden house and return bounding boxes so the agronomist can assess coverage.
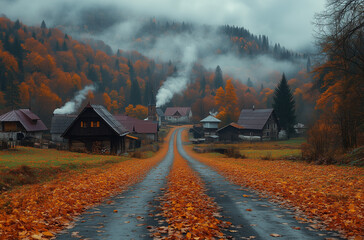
[217,123,244,142]
[164,107,192,124]
[62,104,129,154]
[237,108,280,140]
[0,109,48,141]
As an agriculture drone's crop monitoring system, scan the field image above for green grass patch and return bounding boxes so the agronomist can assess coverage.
[0,146,128,169]
[0,147,131,192]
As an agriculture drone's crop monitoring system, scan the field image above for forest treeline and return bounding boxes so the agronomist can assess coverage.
[0,17,315,126]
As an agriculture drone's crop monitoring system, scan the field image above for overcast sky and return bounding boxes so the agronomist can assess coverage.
[1,0,326,51]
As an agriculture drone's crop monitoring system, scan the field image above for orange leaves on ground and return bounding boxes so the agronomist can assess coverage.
[155,139,227,239]
[0,128,177,239]
[182,129,363,239]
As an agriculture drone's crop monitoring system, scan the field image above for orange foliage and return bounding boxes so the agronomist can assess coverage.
[182,131,363,239]
[215,80,239,126]
[154,137,227,239]
[125,104,148,120]
[0,128,177,239]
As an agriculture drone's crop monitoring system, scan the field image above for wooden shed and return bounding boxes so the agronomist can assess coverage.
[217,123,244,142]
[62,104,129,155]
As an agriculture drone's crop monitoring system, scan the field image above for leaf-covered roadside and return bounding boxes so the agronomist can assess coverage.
[0,128,176,240]
[152,138,229,239]
[182,130,363,239]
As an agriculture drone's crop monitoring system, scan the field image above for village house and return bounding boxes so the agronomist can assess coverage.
[114,115,158,141]
[237,108,280,141]
[62,104,130,154]
[164,107,192,124]
[50,114,76,142]
[200,115,220,141]
[0,109,48,142]
[217,122,244,142]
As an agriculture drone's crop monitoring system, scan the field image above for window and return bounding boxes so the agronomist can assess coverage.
[90,121,100,127]
[267,124,269,129]
[267,132,270,136]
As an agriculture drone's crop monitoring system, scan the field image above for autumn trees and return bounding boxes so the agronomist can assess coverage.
[313,0,364,151]
[215,80,239,126]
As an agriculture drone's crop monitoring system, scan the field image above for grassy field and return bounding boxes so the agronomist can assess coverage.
[194,137,305,159]
[0,147,130,191]
[0,146,129,169]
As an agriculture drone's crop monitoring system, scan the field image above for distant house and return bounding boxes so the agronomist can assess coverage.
[114,115,158,141]
[0,109,48,141]
[217,122,244,142]
[164,107,192,123]
[200,115,221,139]
[237,108,280,140]
[50,114,76,142]
[62,104,129,154]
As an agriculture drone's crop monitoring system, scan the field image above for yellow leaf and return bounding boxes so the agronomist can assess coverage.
[186,232,192,239]
[42,231,54,237]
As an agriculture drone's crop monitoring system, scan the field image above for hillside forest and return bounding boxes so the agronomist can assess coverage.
[0,17,315,126]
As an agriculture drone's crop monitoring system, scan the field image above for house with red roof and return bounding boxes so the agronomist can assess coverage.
[0,109,48,141]
[114,115,158,141]
[164,107,192,124]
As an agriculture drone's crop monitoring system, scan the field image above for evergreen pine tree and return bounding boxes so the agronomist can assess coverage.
[128,60,141,105]
[272,73,296,138]
[247,77,253,87]
[41,20,47,29]
[62,40,68,51]
[213,65,223,89]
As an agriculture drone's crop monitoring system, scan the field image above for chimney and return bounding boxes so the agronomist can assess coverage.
[148,90,157,121]
[252,105,255,111]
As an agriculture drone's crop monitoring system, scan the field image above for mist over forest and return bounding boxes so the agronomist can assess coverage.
[0,0,320,127]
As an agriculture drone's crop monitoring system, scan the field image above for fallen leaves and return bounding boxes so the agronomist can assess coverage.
[154,138,227,239]
[182,130,364,239]
[0,127,178,239]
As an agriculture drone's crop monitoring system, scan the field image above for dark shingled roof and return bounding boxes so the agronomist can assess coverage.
[217,122,244,132]
[114,115,158,134]
[165,107,191,117]
[237,108,274,130]
[92,105,128,136]
[50,115,77,134]
[0,109,48,132]
[61,105,128,137]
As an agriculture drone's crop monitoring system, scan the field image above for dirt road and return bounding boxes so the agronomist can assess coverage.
[56,127,344,239]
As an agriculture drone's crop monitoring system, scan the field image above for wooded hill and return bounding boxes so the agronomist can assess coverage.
[0,17,315,127]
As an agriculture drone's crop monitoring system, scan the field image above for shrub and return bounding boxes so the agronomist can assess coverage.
[302,120,339,164]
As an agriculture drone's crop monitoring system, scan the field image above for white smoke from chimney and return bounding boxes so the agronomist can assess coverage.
[156,45,196,107]
[53,85,96,114]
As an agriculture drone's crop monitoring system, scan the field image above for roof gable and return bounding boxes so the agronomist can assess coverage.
[0,109,48,132]
[62,105,128,137]
[165,107,191,117]
[237,108,275,130]
[200,115,221,123]
[217,122,244,132]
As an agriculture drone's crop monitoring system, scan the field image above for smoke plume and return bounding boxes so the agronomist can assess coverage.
[156,45,196,107]
[53,85,96,114]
